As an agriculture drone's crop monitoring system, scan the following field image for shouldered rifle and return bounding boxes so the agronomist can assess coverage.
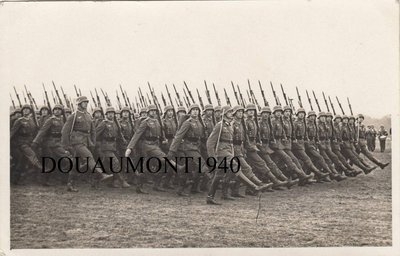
[124,90,135,113]
[90,91,98,108]
[312,90,321,112]
[288,98,295,111]
[161,93,167,107]
[329,96,336,115]
[52,81,63,105]
[248,79,260,109]
[137,90,144,107]
[24,85,38,111]
[322,92,330,112]
[184,81,195,105]
[138,87,146,107]
[51,91,57,104]
[280,83,289,106]
[74,85,80,97]
[306,90,313,111]
[94,88,103,115]
[270,82,280,105]
[10,93,16,109]
[24,87,39,127]
[183,95,189,108]
[116,90,122,109]
[197,89,204,109]
[119,85,128,107]
[79,89,82,97]
[165,84,174,107]
[22,91,27,104]
[336,96,345,115]
[213,83,221,106]
[101,89,111,107]
[296,87,303,108]
[42,83,52,111]
[204,80,212,104]
[347,97,353,115]
[246,89,252,104]
[13,86,22,108]
[237,85,246,107]
[173,84,183,106]
[183,87,191,106]
[146,92,152,105]
[232,81,240,105]
[224,88,231,106]
[258,80,269,107]
[61,86,71,109]
[148,82,161,112]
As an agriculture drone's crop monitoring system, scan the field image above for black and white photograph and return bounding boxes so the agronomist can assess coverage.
[0,0,398,255]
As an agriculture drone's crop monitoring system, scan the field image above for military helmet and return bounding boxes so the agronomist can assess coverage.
[140,107,148,114]
[52,104,64,111]
[232,105,244,115]
[342,115,349,120]
[260,106,272,114]
[76,96,89,105]
[204,104,214,111]
[357,113,364,119]
[283,105,292,112]
[245,103,256,112]
[177,106,186,113]
[214,105,222,112]
[221,105,233,114]
[333,115,341,120]
[115,109,121,114]
[188,104,200,113]
[296,107,306,115]
[21,104,32,111]
[349,115,355,120]
[121,106,130,113]
[92,107,102,114]
[307,110,316,117]
[147,104,158,112]
[326,112,333,117]
[134,113,140,119]
[14,107,22,114]
[317,112,326,118]
[64,107,72,113]
[164,105,174,112]
[105,107,115,114]
[39,105,50,112]
[273,105,283,113]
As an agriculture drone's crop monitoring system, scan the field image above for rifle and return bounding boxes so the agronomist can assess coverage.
[90,91,98,108]
[61,86,71,109]
[74,85,80,97]
[13,86,22,108]
[125,91,135,113]
[116,90,122,109]
[183,95,189,108]
[336,96,345,115]
[258,80,269,107]
[296,87,303,108]
[138,87,146,107]
[22,91,27,104]
[322,92,330,112]
[165,84,174,107]
[42,83,52,111]
[288,98,295,112]
[24,87,39,127]
[161,93,167,107]
[69,96,75,111]
[183,87,191,106]
[184,81,195,105]
[51,91,57,105]
[312,90,321,112]
[94,88,104,116]
[237,85,246,107]
[52,81,63,105]
[213,83,221,106]
[24,85,38,110]
[270,82,280,105]
[148,82,161,112]
[248,79,260,110]
[232,81,240,105]
[306,90,313,111]
[79,89,82,97]
[197,89,204,109]
[347,97,353,115]
[173,84,183,106]
[280,83,288,105]
[101,89,111,107]
[119,85,128,107]
[10,93,16,109]
[204,80,212,104]
[146,92,152,105]
[329,96,336,115]
[224,88,231,106]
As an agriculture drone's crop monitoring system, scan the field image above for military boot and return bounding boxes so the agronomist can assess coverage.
[265,170,288,189]
[221,182,235,200]
[206,196,222,205]
[378,162,390,170]
[364,165,377,175]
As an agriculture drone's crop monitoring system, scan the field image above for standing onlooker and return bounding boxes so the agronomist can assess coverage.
[378,125,388,152]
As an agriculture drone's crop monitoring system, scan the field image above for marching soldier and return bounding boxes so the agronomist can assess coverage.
[176,106,187,126]
[92,107,103,127]
[118,106,136,184]
[270,106,315,184]
[38,106,51,128]
[291,108,330,180]
[64,107,72,118]
[206,105,271,205]
[356,114,389,169]
[244,104,288,190]
[61,96,113,190]
[162,105,178,189]
[339,115,376,174]
[10,104,42,185]
[96,106,131,188]
[214,105,222,123]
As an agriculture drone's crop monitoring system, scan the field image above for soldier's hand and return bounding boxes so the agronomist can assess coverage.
[125,148,132,157]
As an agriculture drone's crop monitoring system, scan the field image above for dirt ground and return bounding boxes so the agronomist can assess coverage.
[10,148,392,248]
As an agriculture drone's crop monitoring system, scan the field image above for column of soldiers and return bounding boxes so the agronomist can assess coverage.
[10,84,390,206]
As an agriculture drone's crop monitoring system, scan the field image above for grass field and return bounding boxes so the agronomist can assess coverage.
[10,149,392,248]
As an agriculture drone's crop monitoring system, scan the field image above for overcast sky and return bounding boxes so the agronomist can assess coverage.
[0,0,398,118]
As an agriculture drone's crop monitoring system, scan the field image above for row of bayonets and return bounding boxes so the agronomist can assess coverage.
[10,80,354,119]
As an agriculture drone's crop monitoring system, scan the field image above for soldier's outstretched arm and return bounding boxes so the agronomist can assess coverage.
[169,120,191,153]
[32,117,53,145]
[61,113,75,148]
[10,118,22,139]
[207,121,222,157]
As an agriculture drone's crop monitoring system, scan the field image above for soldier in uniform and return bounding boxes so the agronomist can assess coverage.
[316,112,347,181]
[118,106,136,185]
[176,106,187,126]
[92,107,103,128]
[96,106,131,188]
[370,125,377,151]
[64,107,72,118]
[162,105,178,189]
[125,105,185,193]
[377,125,388,153]
[339,115,376,174]
[270,106,315,184]
[61,96,113,190]
[38,106,51,128]
[10,104,42,185]
[214,105,222,123]
[356,114,389,169]
[10,108,22,128]
[291,108,330,180]
[244,104,289,191]
[206,105,271,205]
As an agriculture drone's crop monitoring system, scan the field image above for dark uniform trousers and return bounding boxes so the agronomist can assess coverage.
[305,141,332,173]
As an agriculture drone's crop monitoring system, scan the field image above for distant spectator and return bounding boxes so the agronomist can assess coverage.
[366,126,374,151]
[378,125,388,152]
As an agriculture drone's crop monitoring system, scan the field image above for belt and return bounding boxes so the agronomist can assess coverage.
[233,140,242,145]
[104,138,116,142]
[220,139,233,143]
[165,134,174,139]
[144,136,159,141]
[296,136,304,140]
